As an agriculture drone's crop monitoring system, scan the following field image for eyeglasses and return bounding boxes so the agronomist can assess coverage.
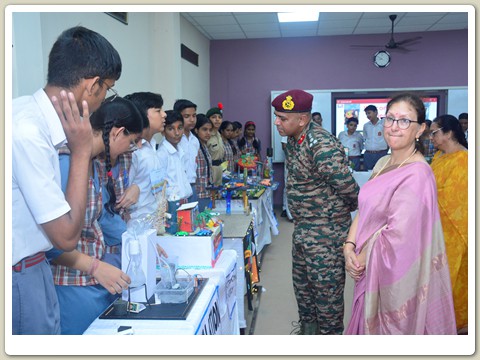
[123,129,139,152]
[429,127,443,138]
[105,86,119,103]
[383,116,419,130]
[128,140,139,152]
[102,82,119,103]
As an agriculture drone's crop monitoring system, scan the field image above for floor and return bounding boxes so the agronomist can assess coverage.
[244,206,354,335]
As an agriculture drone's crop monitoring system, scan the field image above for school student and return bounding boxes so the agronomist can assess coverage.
[219,120,236,174]
[12,26,121,335]
[338,117,364,171]
[174,99,200,201]
[49,97,144,335]
[157,110,193,233]
[125,92,167,220]
[193,114,215,211]
[206,105,225,186]
[238,120,262,160]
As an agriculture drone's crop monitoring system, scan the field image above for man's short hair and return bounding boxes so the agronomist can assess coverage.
[346,117,359,125]
[165,110,184,126]
[47,26,122,88]
[364,105,378,113]
[174,99,197,113]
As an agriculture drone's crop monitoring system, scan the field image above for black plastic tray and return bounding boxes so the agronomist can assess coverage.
[99,278,208,320]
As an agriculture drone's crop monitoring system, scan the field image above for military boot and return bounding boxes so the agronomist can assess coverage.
[290,321,318,335]
[302,322,317,335]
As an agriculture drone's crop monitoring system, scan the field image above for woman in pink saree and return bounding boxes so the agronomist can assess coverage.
[344,93,456,334]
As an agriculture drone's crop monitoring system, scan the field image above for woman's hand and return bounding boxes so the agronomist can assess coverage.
[93,261,131,295]
[344,246,365,281]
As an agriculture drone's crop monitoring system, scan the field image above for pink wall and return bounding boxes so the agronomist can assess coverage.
[209,29,468,206]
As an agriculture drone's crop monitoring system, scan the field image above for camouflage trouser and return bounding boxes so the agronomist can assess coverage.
[291,219,350,334]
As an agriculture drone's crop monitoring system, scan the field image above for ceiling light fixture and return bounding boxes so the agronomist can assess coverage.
[277,12,319,23]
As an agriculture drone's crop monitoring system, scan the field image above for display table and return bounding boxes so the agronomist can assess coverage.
[174,249,239,335]
[83,250,239,335]
[219,213,259,330]
[214,187,278,254]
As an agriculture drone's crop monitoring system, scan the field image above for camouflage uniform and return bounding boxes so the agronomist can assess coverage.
[285,120,359,334]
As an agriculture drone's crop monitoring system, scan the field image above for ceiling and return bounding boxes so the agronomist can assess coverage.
[181,12,468,40]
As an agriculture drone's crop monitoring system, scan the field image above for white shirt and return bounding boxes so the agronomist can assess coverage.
[12,89,71,264]
[157,140,193,201]
[338,131,364,156]
[363,119,388,151]
[129,138,161,220]
[179,132,200,184]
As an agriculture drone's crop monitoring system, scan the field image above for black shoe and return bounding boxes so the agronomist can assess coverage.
[281,210,287,217]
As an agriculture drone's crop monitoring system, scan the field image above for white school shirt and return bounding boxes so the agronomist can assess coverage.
[128,138,161,220]
[179,132,200,184]
[363,119,388,151]
[338,131,364,156]
[12,89,71,264]
[156,140,193,201]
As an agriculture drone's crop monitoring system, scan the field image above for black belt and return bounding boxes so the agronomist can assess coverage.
[212,160,222,166]
[365,150,387,154]
[348,155,361,159]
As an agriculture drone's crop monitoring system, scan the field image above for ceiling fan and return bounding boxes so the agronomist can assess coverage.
[351,14,422,52]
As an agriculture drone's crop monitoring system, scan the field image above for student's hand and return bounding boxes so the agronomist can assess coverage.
[51,90,93,158]
[344,247,365,281]
[93,261,131,295]
[115,184,140,210]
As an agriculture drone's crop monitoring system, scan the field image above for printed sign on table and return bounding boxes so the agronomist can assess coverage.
[195,286,221,335]
[225,262,237,319]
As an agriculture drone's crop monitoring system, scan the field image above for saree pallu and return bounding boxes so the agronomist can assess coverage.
[431,150,468,330]
[346,160,456,334]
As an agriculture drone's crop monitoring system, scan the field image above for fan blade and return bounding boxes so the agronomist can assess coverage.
[388,46,413,53]
[395,36,422,46]
[350,44,383,48]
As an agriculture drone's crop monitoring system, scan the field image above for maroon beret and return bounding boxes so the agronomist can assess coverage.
[271,89,313,113]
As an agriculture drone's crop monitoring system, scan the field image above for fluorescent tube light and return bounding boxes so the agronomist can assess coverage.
[277,12,319,23]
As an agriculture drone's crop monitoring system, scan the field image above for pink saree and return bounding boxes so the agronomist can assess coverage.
[346,160,456,334]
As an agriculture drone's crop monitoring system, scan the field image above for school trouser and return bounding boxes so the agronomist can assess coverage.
[12,252,61,334]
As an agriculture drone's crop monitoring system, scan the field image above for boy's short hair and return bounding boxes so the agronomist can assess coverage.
[346,117,359,125]
[364,105,378,113]
[165,110,184,127]
[173,99,197,113]
[47,26,122,88]
[458,112,468,121]
[124,92,164,129]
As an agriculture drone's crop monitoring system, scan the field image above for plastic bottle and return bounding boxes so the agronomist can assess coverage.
[126,237,146,288]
